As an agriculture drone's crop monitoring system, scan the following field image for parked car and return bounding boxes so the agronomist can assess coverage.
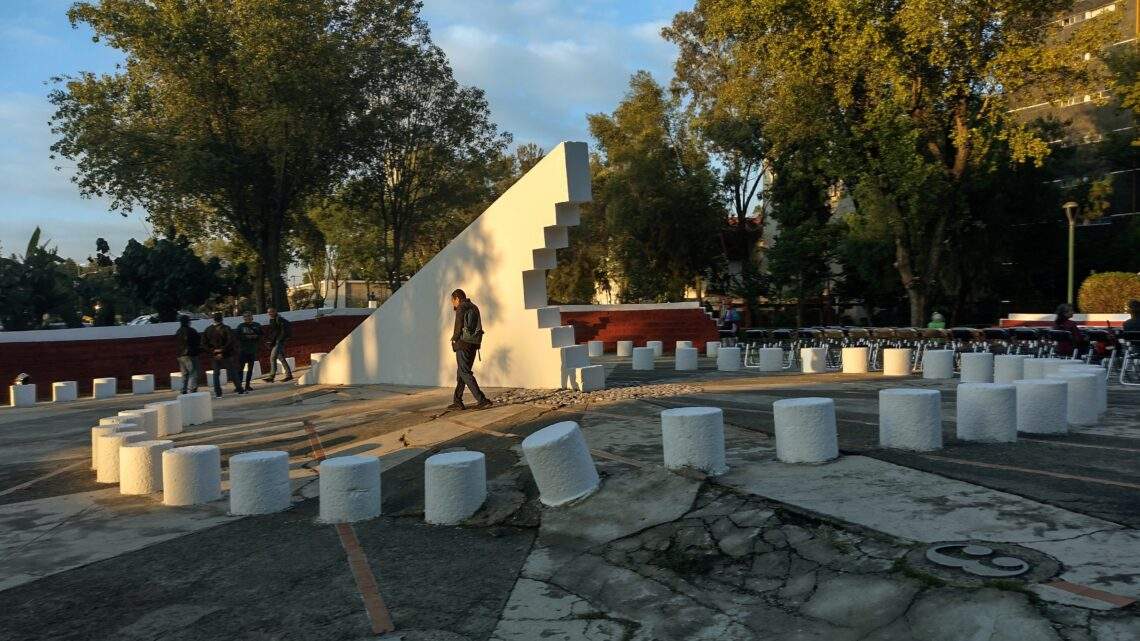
[126,311,207,326]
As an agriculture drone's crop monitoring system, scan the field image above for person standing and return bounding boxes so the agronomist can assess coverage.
[174,315,201,394]
[264,307,293,382]
[1053,303,1086,357]
[1124,299,1140,332]
[447,289,491,411]
[236,312,263,392]
[203,312,244,398]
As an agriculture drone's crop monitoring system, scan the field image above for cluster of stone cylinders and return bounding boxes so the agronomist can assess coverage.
[9,373,178,407]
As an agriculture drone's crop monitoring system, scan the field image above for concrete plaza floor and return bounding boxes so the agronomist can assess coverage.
[0,357,1137,640]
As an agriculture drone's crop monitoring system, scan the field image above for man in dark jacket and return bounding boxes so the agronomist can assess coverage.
[174,315,201,394]
[202,312,244,398]
[236,312,262,392]
[447,289,491,410]
[263,307,293,382]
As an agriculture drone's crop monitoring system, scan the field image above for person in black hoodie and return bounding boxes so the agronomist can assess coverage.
[263,307,293,382]
[174,315,200,394]
[202,312,244,398]
[235,312,262,392]
[447,289,491,411]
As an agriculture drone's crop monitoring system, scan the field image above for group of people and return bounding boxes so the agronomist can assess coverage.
[174,308,294,398]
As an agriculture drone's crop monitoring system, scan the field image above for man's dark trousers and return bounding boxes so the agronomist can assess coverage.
[454,346,487,405]
[212,358,242,397]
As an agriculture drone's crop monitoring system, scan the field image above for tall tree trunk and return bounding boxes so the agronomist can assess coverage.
[252,261,265,313]
[261,226,290,311]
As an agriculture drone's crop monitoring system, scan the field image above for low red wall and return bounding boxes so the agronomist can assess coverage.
[561,308,720,352]
[2,314,367,401]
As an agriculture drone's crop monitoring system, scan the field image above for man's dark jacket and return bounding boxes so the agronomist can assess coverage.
[451,300,484,351]
[236,321,263,356]
[203,323,239,360]
[175,326,201,357]
[265,316,292,345]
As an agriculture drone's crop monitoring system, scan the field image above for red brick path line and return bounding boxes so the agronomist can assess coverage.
[305,421,395,635]
[919,455,1140,491]
[1043,580,1137,608]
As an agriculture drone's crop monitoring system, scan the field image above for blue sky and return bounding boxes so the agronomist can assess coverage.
[0,0,690,261]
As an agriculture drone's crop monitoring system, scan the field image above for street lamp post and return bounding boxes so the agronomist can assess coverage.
[1062,201,1080,305]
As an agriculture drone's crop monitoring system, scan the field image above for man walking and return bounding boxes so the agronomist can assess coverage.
[203,312,244,398]
[264,307,293,382]
[174,315,200,394]
[447,289,492,411]
[236,312,262,392]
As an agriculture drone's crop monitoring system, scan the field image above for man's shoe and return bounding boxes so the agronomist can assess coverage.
[445,402,466,411]
[244,385,253,392]
[214,393,223,399]
[263,376,276,383]
[282,375,294,382]
[473,399,494,410]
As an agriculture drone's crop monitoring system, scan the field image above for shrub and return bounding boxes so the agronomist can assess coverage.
[1078,272,1140,313]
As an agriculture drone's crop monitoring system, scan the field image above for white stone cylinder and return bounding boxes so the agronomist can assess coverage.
[119,408,160,438]
[773,398,839,463]
[756,347,784,372]
[1042,359,1075,377]
[179,391,213,426]
[162,445,222,506]
[646,340,664,357]
[800,347,827,373]
[1023,359,1046,380]
[318,455,382,523]
[882,349,913,376]
[922,350,955,379]
[9,384,36,408]
[956,383,1017,443]
[424,451,487,525]
[676,340,693,351]
[959,352,995,383]
[52,381,77,403]
[632,347,656,370]
[169,372,183,390]
[252,360,263,378]
[675,347,699,371]
[310,352,327,364]
[205,369,228,385]
[661,407,727,475]
[879,389,942,451]
[145,400,184,437]
[119,439,174,495]
[1059,365,1107,415]
[521,421,600,507]
[587,340,605,357]
[616,340,634,357]
[1046,372,1099,427]
[1014,379,1068,435]
[91,422,136,470]
[96,430,147,483]
[131,374,155,395]
[98,416,129,426]
[706,341,721,358]
[574,365,606,392]
[92,377,117,399]
[994,355,1027,384]
[285,356,296,371]
[841,347,869,374]
[717,346,742,372]
[229,450,291,515]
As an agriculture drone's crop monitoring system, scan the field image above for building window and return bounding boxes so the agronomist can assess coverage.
[1085,3,1117,20]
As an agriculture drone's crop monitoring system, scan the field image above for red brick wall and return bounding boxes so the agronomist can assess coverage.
[561,308,720,353]
[2,314,367,400]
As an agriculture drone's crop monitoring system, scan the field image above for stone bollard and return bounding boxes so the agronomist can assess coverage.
[1014,379,1068,435]
[994,355,1027,384]
[1059,365,1107,415]
[179,391,213,426]
[756,347,784,372]
[661,407,727,475]
[145,400,184,437]
[9,384,36,408]
[424,451,487,525]
[922,350,955,380]
[632,347,656,370]
[162,445,222,506]
[310,352,327,364]
[521,421,599,506]
[706,341,721,358]
[169,372,183,391]
[96,430,147,483]
[52,381,78,403]
[841,347,869,374]
[1022,359,1047,380]
[801,347,827,373]
[1042,359,1077,377]
[882,349,913,376]
[676,340,693,351]
[879,389,942,451]
[956,383,1017,443]
[959,353,995,383]
[773,398,839,463]
[574,365,606,392]
[119,440,174,495]
[717,346,742,372]
[286,357,296,371]
[675,347,699,371]
[252,360,263,379]
[91,422,136,470]
[587,341,605,357]
[205,369,228,385]
[92,377,117,399]
[119,408,160,439]
[131,374,155,395]
[318,455,382,523]
[98,416,129,426]
[646,340,664,358]
[229,451,292,515]
[1046,372,1099,427]
[616,341,634,357]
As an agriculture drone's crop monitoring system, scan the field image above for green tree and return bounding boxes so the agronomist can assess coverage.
[115,234,220,321]
[0,228,83,330]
